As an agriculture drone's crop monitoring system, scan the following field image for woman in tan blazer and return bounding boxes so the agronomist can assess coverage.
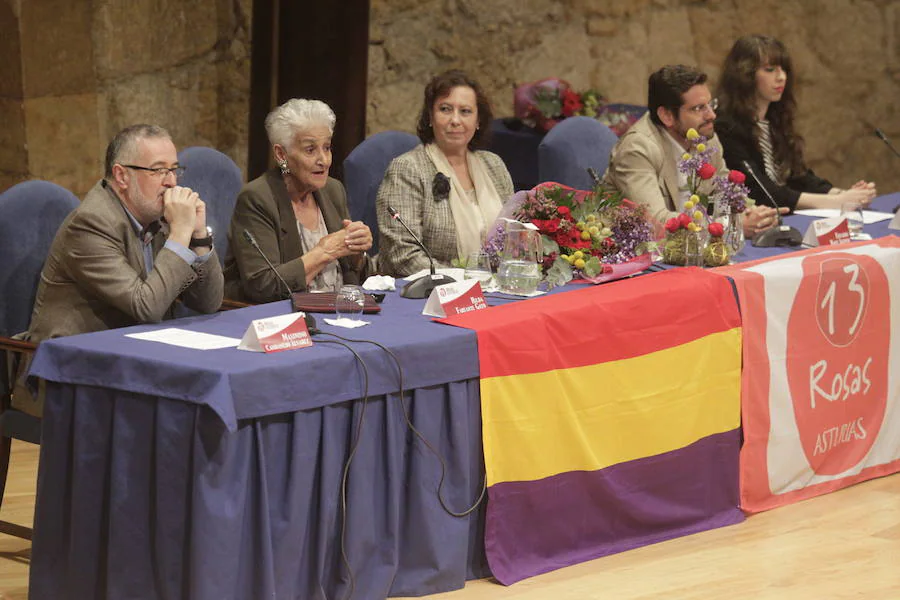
[376,70,514,278]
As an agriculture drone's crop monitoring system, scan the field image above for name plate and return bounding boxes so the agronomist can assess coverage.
[423,280,488,318]
[802,216,851,247]
[238,312,312,353]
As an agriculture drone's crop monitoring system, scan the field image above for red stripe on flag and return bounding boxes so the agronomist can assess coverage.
[440,268,740,379]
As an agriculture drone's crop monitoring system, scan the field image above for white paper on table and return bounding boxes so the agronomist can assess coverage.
[488,288,546,298]
[323,318,370,328]
[404,267,466,282]
[126,328,241,349]
[793,208,894,224]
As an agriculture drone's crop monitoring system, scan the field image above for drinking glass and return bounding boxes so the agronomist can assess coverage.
[464,251,493,285]
[335,285,365,321]
[840,202,864,238]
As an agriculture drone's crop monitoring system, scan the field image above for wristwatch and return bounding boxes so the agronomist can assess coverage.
[189,226,214,249]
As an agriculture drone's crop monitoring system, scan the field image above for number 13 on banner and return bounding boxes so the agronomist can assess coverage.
[787,253,890,475]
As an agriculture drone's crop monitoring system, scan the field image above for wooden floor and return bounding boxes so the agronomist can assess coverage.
[1,440,898,599]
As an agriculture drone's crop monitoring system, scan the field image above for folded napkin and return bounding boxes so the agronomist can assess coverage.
[324,318,370,328]
[363,275,396,291]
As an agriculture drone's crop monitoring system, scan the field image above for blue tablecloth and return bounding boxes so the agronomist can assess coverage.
[29,296,488,599]
[737,193,899,262]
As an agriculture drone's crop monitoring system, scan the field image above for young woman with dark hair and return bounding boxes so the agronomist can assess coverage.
[716,35,875,212]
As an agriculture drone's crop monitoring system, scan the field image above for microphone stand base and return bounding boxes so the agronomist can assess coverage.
[400,274,456,299]
[751,225,804,248]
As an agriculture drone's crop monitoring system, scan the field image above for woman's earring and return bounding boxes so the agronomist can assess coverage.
[278,160,290,175]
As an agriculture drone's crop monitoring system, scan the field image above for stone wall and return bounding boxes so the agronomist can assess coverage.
[3,1,899,196]
[368,0,900,193]
[1,0,251,197]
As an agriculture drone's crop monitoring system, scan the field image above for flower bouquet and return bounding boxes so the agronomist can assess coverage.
[661,128,752,265]
[484,182,660,288]
[514,78,607,133]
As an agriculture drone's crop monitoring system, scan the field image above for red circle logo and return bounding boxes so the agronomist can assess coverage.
[786,253,889,475]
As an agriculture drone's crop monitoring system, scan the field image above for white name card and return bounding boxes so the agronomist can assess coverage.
[423,280,488,318]
[803,216,851,247]
[238,312,312,353]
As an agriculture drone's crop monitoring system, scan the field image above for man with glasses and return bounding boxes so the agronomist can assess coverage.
[17,124,224,415]
[603,64,781,231]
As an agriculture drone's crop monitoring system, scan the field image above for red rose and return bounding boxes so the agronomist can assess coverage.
[561,89,583,117]
[727,169,746,184]
[697,163,716,180]
[532,218,561,233]
[665,217,680,233]
[708,222,725,237]
[678,213,692,227]
[557,206,571,217]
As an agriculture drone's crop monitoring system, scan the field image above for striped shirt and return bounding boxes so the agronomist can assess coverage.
[756,120,785,184]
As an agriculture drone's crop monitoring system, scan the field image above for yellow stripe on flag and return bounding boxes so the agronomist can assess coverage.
[481,328,742,486]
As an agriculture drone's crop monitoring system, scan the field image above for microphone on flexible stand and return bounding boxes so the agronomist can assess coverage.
[387,206,456,299]
[242,229,317,331]
[874,129,900,214]
[875,129,900,160]
[587,167,602,187]
[742,161,803,247]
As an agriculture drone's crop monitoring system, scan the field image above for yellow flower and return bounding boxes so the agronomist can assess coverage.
[686,128,699,140]
[690,194,700,204]
[561,254,571,263]
[693,210,703,221]
[684,201,694,210]
[581,230,592,240]
[696,143,706,153]
[573,250,584,260]
[682,153,691,161]
[574,258,586,269]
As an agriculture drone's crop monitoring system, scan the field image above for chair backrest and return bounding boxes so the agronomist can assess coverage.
[538,117,619,190]
[0,181,80,336]
[177,147,243,264]
[343,131,419,256]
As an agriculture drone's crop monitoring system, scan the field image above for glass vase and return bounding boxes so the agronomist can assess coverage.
[724,210,745,256]
[684,230,703,267]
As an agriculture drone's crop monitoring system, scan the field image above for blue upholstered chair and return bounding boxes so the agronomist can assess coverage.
[343,131,419,256]
[538,116,619,190]
[0,180,80,540]
[177,146,243,265]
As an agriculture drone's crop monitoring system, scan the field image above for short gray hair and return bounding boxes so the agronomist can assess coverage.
[104,124,172,179]
[264,99,336,149]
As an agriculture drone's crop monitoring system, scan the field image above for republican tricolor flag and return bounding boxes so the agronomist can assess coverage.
[441,268,744,584]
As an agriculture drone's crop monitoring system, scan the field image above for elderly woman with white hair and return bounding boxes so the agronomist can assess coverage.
[225,99,372,301]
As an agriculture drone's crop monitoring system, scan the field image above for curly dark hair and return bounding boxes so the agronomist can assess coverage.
[647,65,708,127]
[717,35,806,176]
[415,69,493,150]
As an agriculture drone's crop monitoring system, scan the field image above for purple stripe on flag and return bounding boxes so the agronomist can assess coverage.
[484,429,743,585]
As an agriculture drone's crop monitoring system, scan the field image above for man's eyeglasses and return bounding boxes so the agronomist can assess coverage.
[121,164,185,179]
[686,98,719,114]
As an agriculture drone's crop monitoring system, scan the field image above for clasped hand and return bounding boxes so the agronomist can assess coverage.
[316,220,373,259]
[163,186,207,239]
[742,204,789,237]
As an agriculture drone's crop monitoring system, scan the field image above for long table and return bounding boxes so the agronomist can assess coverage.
[28,299,489,599]
[26,195,899,598]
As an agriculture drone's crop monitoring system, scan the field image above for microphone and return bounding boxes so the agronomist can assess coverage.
[875,129,900,160]
[587,167,602,187]
[242,229,317,331]
[386,205,456,299]
[741,160,803,247]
